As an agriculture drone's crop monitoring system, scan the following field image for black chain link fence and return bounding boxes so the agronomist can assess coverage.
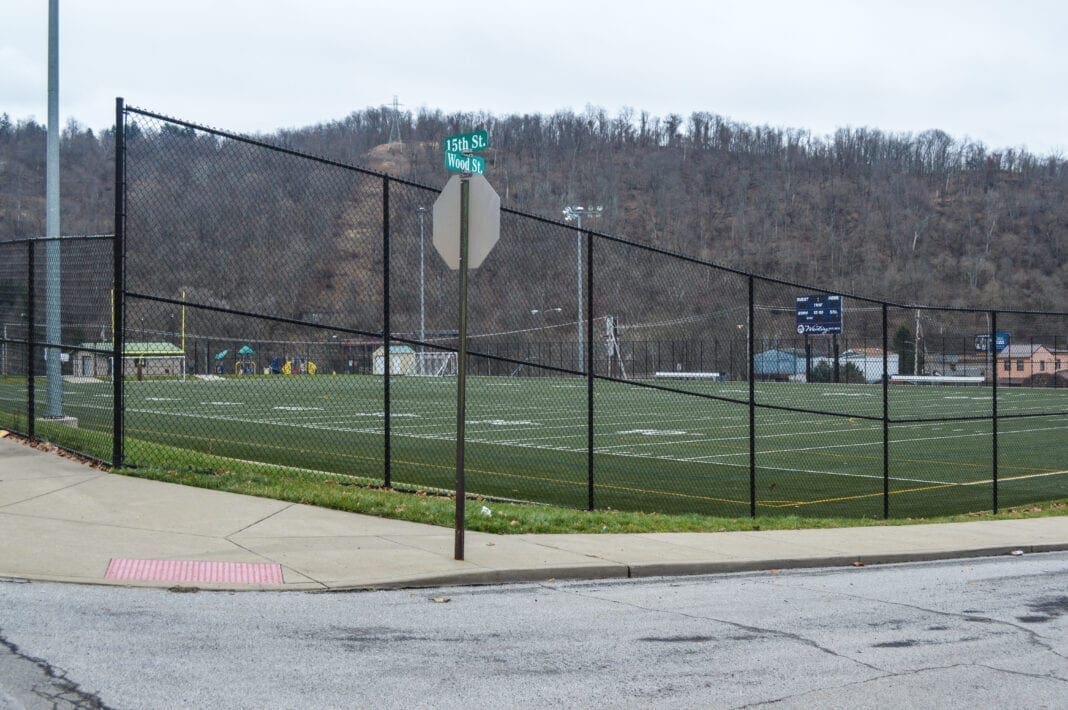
[4,101,1065,520]
[0,234,115,461]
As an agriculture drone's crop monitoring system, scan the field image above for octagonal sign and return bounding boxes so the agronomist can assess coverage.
[432,174,501,270]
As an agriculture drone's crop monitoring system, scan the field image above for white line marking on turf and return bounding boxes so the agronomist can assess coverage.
[821,392,874,397]
[677,422,1068,462]
[47,399,1068,487]
[145,397,179,401]
[204,401,242,406]
[617,429,693,436]
[273,406,324,411]
[348,412,418,418]
[901,468,1068,488]
[469,420,536,426]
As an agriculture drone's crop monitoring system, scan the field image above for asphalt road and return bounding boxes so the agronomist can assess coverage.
[1,553,1066,709]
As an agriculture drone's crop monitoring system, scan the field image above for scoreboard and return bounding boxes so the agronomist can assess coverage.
[796,294,843,334]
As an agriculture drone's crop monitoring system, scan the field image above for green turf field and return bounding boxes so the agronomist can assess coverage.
[2,374,1066,518]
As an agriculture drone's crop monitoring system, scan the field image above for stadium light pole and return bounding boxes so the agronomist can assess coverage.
[562,205,603,373]
[417,206,427,374]
[44,0,63,419]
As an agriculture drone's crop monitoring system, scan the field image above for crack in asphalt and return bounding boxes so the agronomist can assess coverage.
[0,628,112,709]
[736,661,1068,708]
[538,582,886,674]
[783,581,1068,661]
[972,662,1068,683]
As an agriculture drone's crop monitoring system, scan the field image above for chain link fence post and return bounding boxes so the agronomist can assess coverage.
[586,229,594,511]
[748,275,756,517]
[26,241,35,441]
[882,303,889,519]
[383,176,391,488]
[112,97,126,467]
[990,309,998,514]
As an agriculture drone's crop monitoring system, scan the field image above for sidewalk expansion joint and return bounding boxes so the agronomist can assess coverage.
[224,503,296,538]
[0,473,106,511]
[224,536,329,590]
[0,509,237,540]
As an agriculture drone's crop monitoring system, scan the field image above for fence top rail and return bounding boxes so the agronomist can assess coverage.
[0,233,114,246]
[123,103,1068,319]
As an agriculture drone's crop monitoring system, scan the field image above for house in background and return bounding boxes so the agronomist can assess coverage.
[996,344,1064,385]
[753,348,806,381]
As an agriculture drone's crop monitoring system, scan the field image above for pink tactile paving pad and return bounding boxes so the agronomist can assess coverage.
[105,558,284,585]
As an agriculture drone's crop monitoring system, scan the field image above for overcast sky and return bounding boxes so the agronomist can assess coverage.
[3,1,1066,155]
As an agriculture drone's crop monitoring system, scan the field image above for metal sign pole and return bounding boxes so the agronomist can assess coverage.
[435,129,495,561]
[454,175,471,561]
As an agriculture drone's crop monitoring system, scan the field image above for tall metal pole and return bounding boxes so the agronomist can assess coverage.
[454,176,471,561]
[45,0,62,419]
[418,206,426,373]
[564,206,603,373]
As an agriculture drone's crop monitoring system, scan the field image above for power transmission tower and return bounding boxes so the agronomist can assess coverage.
[388,95,404,144]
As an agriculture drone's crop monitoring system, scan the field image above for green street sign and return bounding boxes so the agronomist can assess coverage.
[444,151,486,175]
[443,130,489,154]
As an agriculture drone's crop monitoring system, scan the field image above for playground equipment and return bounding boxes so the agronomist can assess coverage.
[234,345,256,375]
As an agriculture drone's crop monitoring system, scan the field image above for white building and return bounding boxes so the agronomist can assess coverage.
[840,348,900,383]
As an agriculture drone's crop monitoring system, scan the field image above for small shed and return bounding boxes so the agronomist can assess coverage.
[372,345,416,375]
[72,341,185,378]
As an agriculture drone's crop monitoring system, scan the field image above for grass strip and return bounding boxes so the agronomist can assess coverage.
[111,441,1067,535]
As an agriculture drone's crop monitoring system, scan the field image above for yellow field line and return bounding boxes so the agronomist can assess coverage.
[759,481,960,508]
[759,467,1068,508]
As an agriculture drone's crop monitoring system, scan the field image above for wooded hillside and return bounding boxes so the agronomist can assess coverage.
[2,106,1066,314]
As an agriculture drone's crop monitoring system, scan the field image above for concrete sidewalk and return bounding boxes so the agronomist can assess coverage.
[1,436,1066,591]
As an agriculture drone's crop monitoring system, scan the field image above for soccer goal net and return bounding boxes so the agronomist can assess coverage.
[413,351,458,377]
